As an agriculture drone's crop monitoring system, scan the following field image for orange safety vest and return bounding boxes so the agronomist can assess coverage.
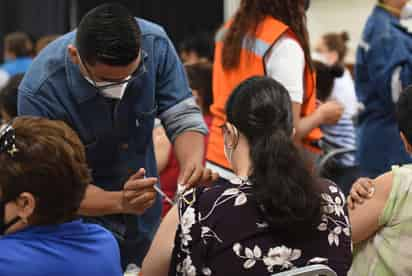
[207,17,322,170]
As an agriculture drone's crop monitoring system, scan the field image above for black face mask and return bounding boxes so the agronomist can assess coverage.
[304,0,311,11]
[0,199,21,235]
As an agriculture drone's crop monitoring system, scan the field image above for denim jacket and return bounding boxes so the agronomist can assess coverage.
[355,6,412,177]
[18,18,207,266]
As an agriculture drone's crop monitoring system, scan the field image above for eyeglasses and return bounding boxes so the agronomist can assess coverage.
[79,50,147,90]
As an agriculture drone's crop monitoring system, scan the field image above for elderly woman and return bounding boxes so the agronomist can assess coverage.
[0,117,122,276]
[142,77,352,276]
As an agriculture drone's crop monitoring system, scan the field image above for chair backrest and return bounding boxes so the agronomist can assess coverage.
[273,264,337,276]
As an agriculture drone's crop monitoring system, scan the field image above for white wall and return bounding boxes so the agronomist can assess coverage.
[224,0,412,63]
[307,0,376,63]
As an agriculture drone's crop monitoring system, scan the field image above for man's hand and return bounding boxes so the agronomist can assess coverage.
[347,177,375,210]
[122,168,157,215]
[178,160,219,188]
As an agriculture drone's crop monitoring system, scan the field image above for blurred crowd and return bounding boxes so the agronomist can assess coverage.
[1,1,412,276]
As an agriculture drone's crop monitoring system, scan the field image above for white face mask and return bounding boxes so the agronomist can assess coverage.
[401,2,412,20]
[311,52,329,65]
[84,77,129,99]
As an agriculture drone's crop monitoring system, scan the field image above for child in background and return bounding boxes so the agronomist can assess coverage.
[154,62,213,216]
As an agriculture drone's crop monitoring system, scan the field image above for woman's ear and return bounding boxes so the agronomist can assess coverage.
[16,192,36,223]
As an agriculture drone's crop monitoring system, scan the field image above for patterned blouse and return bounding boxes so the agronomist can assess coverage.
[169,177,352,276]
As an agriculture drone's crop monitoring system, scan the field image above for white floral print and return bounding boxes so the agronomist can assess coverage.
[174,180,350,275]
[318,185,351,247]
[233,243,302,272]
[180,206,196,246]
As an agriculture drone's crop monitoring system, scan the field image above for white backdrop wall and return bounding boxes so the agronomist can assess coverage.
[224,0,412,63]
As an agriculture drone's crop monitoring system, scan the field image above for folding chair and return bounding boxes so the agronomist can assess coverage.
[273,264,337,276]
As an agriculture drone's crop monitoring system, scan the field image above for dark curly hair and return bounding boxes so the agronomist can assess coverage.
[225,76,321,234]
[222,0,311,71]
[0,117,91,225]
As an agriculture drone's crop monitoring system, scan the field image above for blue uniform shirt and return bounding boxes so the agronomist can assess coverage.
[0,220,122,276]
[355,6,412,177]
[17,18,207,266]
[1,56,32,76]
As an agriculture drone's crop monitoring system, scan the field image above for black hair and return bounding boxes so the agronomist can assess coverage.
[185,62,213,115]
[225,76,321,233]
[179,32,214,61]
[4,32,33,57]
[313,61,344,101]
[397,86,412,144]
[0,74,24,119]
[76,3,141,66]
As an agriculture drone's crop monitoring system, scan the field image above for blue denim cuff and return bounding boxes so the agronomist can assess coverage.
[159,97,208,142]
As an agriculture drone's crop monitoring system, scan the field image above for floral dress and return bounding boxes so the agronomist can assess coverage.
[169,177,352,276]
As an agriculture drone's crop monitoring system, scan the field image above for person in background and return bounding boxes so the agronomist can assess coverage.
[0,117,122,276]
[142,77,352,276]
[35,34,60,55]
[347,86,412,276]
[18,3,213,268]
[179,32,214,64]
[0,70,9,90]
[207,0,344,178]
[313,60,358,195]
[154,62,213,216]
[0,74,23,123]
[1,32,33,77]
[355,0,412,178]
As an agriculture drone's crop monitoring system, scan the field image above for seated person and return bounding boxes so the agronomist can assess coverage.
[155,62,213,216]
[0,74,24,123]
[313,61,358,195]
[0,117,122,276]
[1,32,33,77]
[348,86,412,276]
[142,76,352,276]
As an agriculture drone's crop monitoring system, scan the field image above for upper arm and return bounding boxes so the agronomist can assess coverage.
[349,172,393,244]
[265,36,305,104]
[155,36,192,115]
[142,205,179,276]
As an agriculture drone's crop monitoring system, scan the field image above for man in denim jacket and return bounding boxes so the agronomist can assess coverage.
[17,4,210,268]
[356,0,412,178]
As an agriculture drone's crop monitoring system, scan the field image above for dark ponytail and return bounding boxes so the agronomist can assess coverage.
[313,61,344,101]
[226,76,321,234]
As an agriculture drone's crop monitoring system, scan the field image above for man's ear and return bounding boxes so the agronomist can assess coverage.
[67,44,80,65]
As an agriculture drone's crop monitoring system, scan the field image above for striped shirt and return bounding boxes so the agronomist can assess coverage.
[321,69,358,167]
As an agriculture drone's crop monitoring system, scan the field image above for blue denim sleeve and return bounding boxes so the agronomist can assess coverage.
[18,83,63,119]
[154,35,207,142]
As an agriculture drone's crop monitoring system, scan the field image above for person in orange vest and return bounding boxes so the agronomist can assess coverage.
[206,0,344,177]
